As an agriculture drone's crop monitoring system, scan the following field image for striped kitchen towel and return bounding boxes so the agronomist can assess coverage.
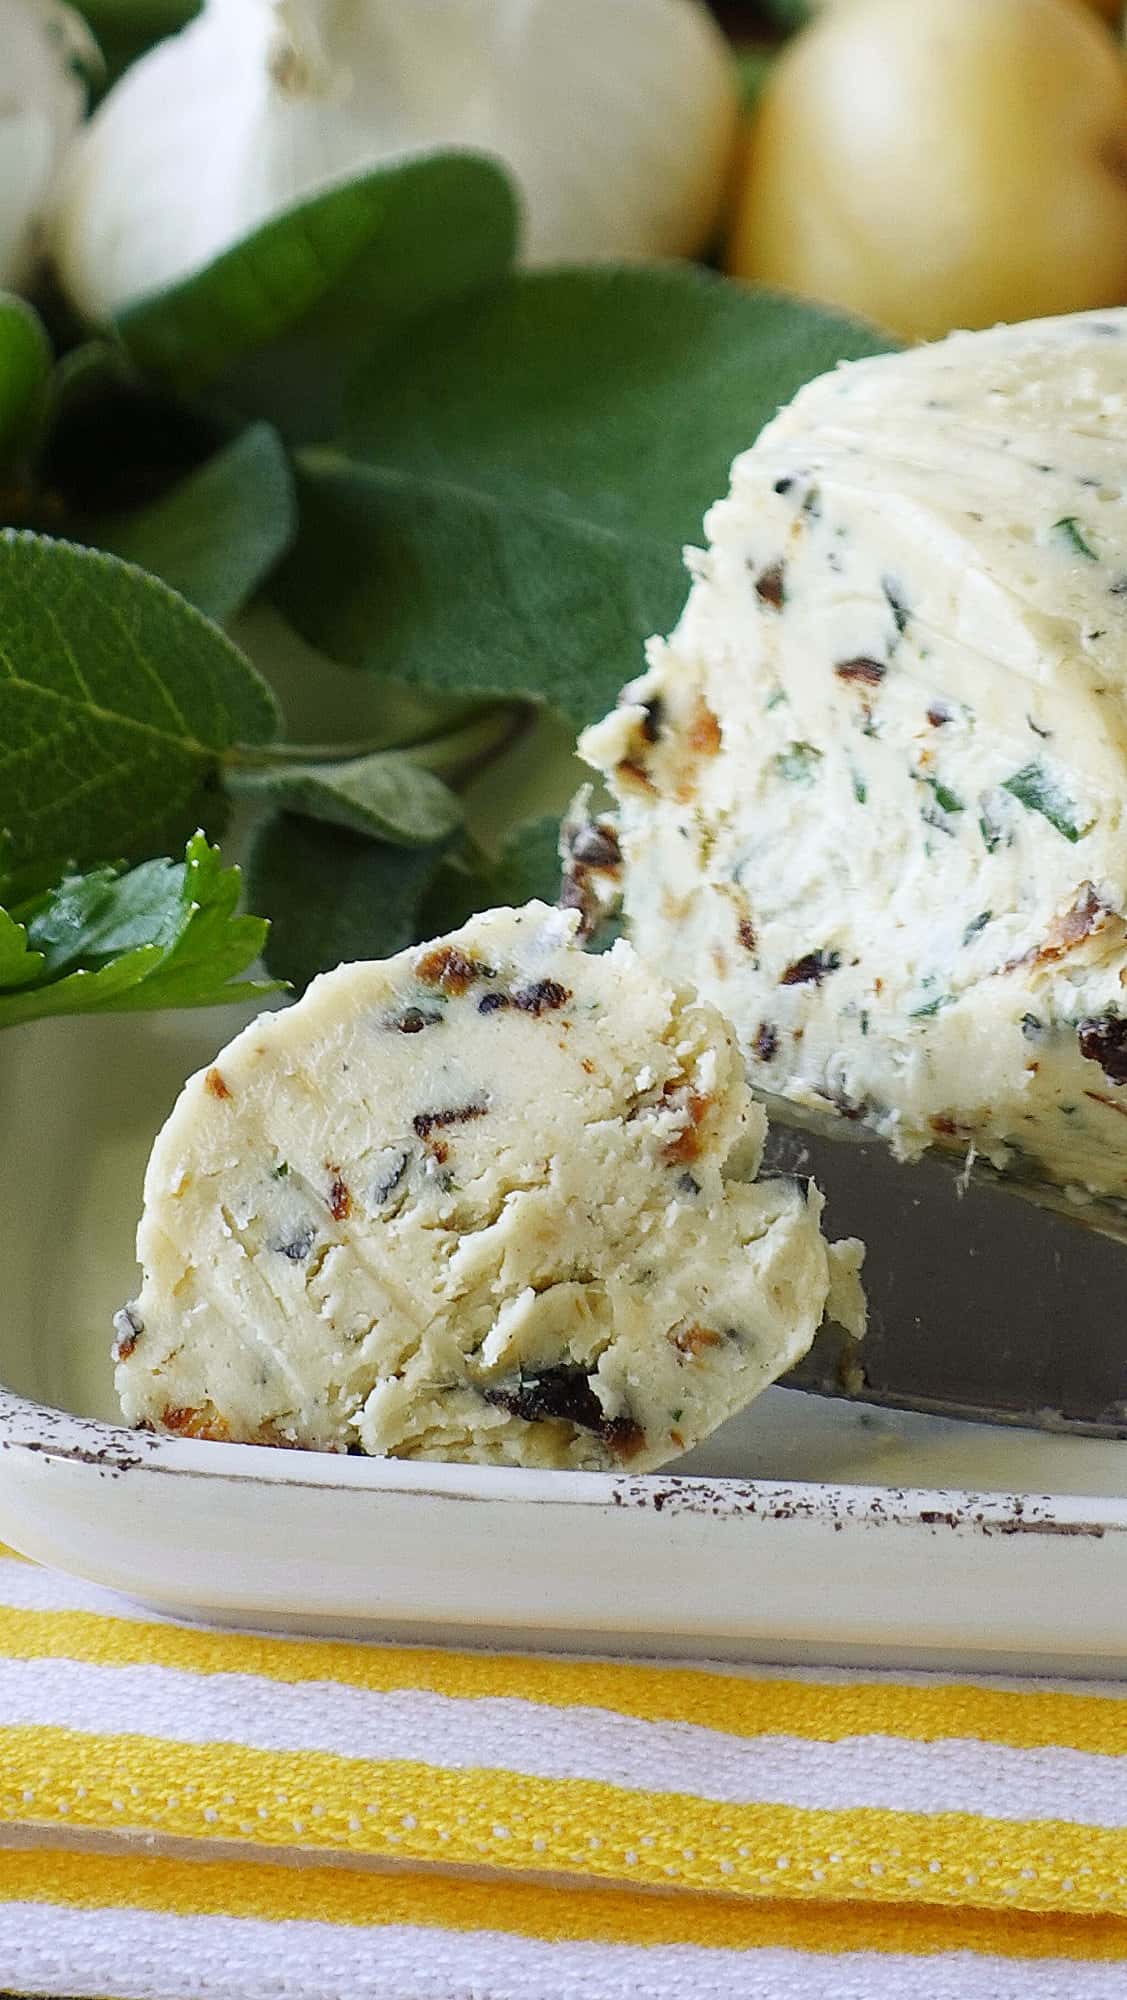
[1,1547,1127,1999]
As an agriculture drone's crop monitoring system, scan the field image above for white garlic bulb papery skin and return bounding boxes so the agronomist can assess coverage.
[0,0,94,288]
[51,0,739,322]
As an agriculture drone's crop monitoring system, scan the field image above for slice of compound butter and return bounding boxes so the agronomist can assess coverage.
[115,903,863,1470]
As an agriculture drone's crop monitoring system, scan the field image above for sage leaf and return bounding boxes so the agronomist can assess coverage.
[74,0,196,94]
[277,270,893,722]
[0,532,277,873]
[249,812,450,994]
[0,832,279,1030]
[118,152,520,431]
[228,746,463,846]
[86,422,296,622]
[419,815,564,938]
[757,0,814,26]
[36,340,222,516]
[0,295,51,463]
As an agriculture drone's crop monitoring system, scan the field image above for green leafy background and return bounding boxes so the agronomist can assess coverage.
[0,11,894,1025]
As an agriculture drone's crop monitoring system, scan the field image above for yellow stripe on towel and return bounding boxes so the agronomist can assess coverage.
[3,1725,1127,1915]
[4,1849,1127,1964]
[1,1598,1125,1757]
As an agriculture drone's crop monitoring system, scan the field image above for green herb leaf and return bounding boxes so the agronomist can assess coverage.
[0,532,278,874]
[978,796,1011,854]
[963,910,992,945]
[1053,516,1098,562]
[86,422,296,622]
[0,295,51,463]
[419,815,564,938]
[1001,761,1092,844]
[755,0,815,27]
[775,741,823,784]
[228,746,463,847]
[735,46,778,114]
[909,993,954,1020]
[119,153,521,432]
[277,271,894,723]
[926,777,964,816]
[73,0,196,94]
[0,904,44,990]
[31,340,221,521]
[0,832,280,1030]
[248,814,452,995]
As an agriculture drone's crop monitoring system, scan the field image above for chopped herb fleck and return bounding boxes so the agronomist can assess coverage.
[639,697,665,744]
[773,476,794,497]
[1027,715,1052,740]
[275,1222,316,1263]
[395,1006,445,1034]
[416,945,494,994]
[780,950,841,988]
[677,1173,701,1197]
[753,1021,779,1061]
[774,741,823,784]
[111,1305,143,1361]
[851,769,867,804]
[568,821,621,868]
[327,1172,351,1222]
[1001,762,1091,843]
[929,776,964,816]
[1021,1013,1044,1041]
[978,798,1010,854]
[671,1407,684,1423]
[765,686,787,712]
[1053,516,1098,561]
[755,560,786,610]
[413,1099,490,1138]
[882,576,910,637]
[270,1161,289,1180]
[1078,1014,1127,1085]
[909,993,953,1019]
[512,979,570,1016]
[484,1365,643,1457]
[373,1151,409,1205]
[860,1010,870,1037]
[963,910,992,945]
[834,656,886,687]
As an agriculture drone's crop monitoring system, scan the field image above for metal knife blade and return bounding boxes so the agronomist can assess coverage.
[764,1117,1127,1438]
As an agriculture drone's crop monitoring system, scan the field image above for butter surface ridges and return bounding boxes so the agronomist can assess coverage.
[581,310,1127,1200]
[116,903,863,1470]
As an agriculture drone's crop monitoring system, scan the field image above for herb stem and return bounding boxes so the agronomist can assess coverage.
[226,702,530,789]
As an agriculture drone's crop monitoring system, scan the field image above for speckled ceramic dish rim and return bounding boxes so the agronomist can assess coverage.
[3,1381,1127,1676]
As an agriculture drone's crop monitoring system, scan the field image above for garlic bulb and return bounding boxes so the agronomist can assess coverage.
[0,0,95,289]
[51,0,739,322]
